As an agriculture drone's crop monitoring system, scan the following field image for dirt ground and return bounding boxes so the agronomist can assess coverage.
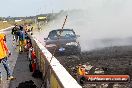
[56,45,132,88]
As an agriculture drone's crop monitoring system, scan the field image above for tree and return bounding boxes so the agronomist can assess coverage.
[0,17,3,21]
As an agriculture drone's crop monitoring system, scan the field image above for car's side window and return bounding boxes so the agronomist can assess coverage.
[48,30,76,39]
[48,31,58,39]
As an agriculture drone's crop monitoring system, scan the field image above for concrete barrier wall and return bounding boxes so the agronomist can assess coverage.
[29,35,82,88]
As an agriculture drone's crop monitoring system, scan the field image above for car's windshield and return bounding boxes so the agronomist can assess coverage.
[48,30,76,40]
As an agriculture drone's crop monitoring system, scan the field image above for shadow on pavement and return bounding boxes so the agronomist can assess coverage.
[9,52,42,88]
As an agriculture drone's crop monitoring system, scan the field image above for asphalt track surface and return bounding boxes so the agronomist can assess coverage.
[0,29,42,88]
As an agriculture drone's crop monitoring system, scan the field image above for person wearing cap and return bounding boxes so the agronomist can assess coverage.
[11,24,19,46]
[0,33,15,80]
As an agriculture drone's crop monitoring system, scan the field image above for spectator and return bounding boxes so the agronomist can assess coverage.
[0,33,15,80]
[18,26,25,53]
[11,24,19,46]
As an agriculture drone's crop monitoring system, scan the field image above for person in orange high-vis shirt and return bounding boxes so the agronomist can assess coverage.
[0,33,15,80]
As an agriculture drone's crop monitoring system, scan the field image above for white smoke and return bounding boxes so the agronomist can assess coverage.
[64,0,132,51]
[34,0,132,51]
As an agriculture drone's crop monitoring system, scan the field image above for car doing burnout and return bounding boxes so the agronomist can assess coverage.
[44,29,81,55]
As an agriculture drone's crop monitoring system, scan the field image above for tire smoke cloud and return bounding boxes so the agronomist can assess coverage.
[35,0,132,51]
[62,0,132,51]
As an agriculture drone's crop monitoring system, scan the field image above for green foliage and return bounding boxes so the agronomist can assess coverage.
[0,19,34,30]
[0,17,3,21]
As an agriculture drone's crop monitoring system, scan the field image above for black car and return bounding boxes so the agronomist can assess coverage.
[44,29,81,56]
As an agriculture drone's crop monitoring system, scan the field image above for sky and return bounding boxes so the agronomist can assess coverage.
[0,0,110,17]
[0,0,88,17]
[1,0,132,17]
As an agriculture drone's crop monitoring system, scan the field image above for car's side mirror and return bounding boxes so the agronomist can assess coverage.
[76,35,80,37]
[44,38,48,40]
